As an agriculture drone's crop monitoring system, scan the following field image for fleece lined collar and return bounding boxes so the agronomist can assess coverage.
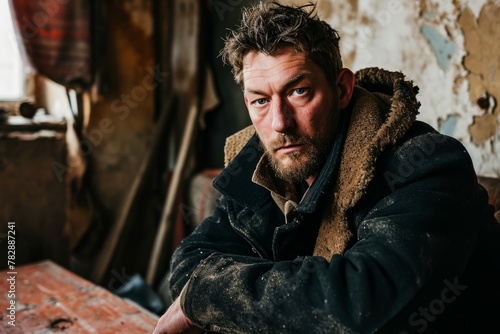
[313,68,420,259]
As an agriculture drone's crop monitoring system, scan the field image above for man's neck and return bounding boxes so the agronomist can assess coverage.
[305,173,318,187]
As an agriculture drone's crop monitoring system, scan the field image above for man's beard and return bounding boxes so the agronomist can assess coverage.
[264,132,333,183]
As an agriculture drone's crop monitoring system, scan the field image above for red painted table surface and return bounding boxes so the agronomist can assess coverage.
[0,260,158,333]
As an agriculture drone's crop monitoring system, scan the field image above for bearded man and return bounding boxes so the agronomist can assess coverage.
[154,2,499,333]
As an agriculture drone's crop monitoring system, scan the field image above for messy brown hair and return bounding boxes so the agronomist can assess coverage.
[220,1,342,89]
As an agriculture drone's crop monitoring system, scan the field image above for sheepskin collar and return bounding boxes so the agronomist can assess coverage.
[223,67,421,261]
[313,68,420,259]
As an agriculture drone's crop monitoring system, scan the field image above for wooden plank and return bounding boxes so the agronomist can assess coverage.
[146,0,202,286]
[0,260,158,333]
[147,102,198,285]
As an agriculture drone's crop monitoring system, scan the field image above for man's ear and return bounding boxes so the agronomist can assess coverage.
[336,68,355,110]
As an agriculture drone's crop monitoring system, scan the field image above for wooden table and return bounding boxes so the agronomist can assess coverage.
[0,260,159,333]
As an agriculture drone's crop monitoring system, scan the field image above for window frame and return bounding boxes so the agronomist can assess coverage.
[0,0,36,112]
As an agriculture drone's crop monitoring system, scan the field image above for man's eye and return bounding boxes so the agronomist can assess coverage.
[253,98,267,106]
[293,88,307,95]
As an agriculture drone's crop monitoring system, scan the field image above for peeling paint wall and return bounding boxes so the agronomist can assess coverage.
[459,3,500,148]
[281,0,500,177]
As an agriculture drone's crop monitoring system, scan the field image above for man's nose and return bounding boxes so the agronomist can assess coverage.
[271,100,294,133]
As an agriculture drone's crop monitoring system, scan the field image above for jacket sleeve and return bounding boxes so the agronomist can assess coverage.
[171,133,490,333]
[168,195,263,300]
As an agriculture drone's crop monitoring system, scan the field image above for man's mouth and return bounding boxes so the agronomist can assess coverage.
[275,143,304,154]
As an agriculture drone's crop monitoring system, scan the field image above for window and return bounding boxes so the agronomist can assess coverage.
[0,1,26,101]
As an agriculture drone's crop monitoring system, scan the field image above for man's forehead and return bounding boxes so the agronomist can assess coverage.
[242,48,308,68]
[242,49,312,87]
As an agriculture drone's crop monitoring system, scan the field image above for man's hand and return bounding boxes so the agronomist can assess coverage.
[152,297,203,334]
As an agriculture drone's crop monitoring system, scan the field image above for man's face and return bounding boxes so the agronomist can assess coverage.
[242,47,340,184]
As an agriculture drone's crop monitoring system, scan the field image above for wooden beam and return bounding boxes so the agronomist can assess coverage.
[91,93,174,284]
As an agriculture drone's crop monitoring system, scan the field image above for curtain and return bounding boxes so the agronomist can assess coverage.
[8,0,94,91]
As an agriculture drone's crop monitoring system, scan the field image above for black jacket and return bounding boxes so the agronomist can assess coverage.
[168,68,500,333]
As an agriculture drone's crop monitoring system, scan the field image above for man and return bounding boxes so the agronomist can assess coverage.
[154,2,499,333]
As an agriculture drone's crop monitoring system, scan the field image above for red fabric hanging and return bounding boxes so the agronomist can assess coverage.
[8,0,93,91]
